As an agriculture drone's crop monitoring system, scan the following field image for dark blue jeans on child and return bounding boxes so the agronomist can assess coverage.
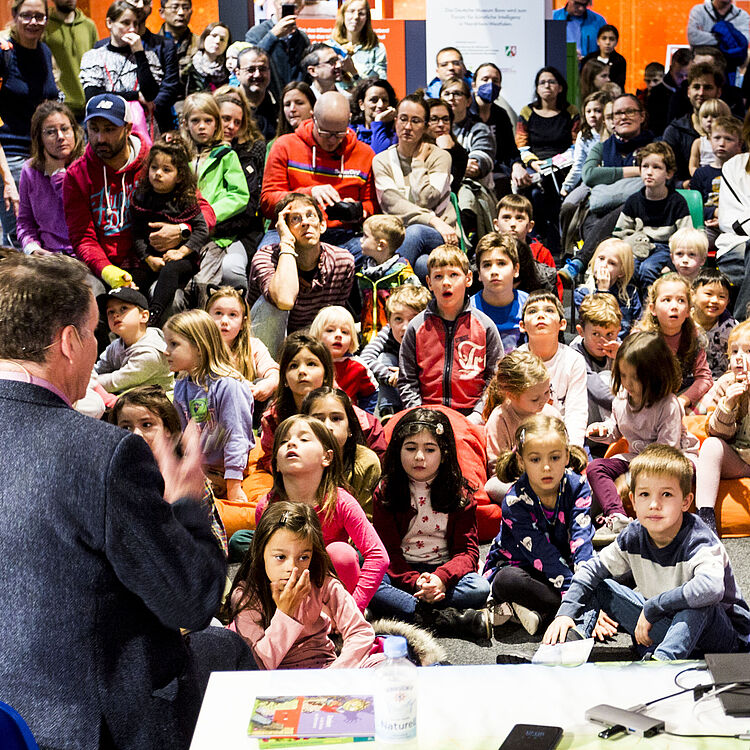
[578,578,744,660]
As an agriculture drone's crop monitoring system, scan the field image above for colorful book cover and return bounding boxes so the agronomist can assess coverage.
[249,695,375,739]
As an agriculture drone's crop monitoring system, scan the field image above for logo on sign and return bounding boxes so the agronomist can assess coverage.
[505,45,517,57]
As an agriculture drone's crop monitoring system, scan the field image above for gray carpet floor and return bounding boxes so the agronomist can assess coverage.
[437,538,750,665]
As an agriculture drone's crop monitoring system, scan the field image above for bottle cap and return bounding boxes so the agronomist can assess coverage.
[383,635,408,658]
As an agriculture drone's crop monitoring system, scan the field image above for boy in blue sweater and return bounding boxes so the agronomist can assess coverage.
[543,443,750,660]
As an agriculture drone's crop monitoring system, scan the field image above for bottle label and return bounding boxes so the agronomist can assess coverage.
[375,683,417,743]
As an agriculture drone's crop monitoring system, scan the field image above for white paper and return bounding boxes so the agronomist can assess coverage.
[532,638,595,666]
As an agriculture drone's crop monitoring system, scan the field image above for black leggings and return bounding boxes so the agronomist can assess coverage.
[149,256,198,327]
[491,565,562,621]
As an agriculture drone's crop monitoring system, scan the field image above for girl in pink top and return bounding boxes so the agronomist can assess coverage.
[586,332,699,539]
[637,273,712,413]
[227,501,384,669]
[255,414,388,610]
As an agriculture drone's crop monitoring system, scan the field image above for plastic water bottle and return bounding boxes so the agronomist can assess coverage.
[375,635,417,744]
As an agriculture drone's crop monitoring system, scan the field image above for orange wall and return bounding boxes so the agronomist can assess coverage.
[85,0,220,38]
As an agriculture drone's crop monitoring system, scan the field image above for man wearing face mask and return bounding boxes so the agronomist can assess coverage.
[469,62,529,192]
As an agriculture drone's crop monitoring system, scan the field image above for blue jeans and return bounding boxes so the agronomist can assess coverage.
[0,153,25,247]
[579,578,742,660]
[399,224,444,276]
[249,294,290,360]
[375,350,402,412]
[370,569,490,620]
[634,244,673,290]
[717,243,750,321]
[260,227,363,268]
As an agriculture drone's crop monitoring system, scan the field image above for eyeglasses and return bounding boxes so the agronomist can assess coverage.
[238,65,269,74]
[317,57,341,67]
[429,115,450,124]
[42,125,73,138]
[17,12,46,23]
[314,118,348,138]
[612,108,641,118]
[162,3,191,11]
[441,90,465,99]
[397,115,425,126]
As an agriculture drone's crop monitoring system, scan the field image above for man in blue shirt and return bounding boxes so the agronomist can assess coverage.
[553,0,606,59]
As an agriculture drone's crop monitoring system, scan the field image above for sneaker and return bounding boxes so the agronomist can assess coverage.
[592,523,617,547]
[557,258,582,284]
[496,652,532,664]
[491,601,514,627]
[511,602,541,635]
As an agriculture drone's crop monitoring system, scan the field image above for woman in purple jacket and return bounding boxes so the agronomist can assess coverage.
[17,101,84,256]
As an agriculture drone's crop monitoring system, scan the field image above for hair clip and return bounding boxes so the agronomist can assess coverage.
[435,423,444,435]
[280,511,289,525]
[519,427,526,446]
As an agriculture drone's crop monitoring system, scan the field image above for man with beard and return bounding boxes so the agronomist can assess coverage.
[44,0,98,120]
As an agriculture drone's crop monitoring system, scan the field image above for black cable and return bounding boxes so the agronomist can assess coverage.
[640,686,695,708]
[673,665,708,690]
[664,730,749,739]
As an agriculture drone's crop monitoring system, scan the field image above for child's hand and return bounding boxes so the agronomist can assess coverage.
[592,610,619,641]
[273,567,312,619]
[250,378,276,403]
[226,479,248,503]
[414,572,446,603]
[542,615,576,645]
[725,380,747,410]
[387,367,398,386]
[634,609,652,647]
[593,259,611,291]
[586,422,608,438]
[145,255,165,272]
[601,339,621,359]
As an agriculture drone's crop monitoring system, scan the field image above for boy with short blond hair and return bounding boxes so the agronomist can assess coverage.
[398,245,503,422]
[471,232,526,352]
[361,284,432,418]
[669,226,708,283]
[95,287,174,395]
[571,294,622,450]
[357,213,420,344]
[518,291,588,446]
[544,444,750,660]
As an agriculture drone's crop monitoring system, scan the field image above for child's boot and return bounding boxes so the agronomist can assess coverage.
[510,602,541,635]
[698,506,718,535]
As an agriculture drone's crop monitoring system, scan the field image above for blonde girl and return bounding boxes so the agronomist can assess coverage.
[483,415,593,635]
[637,272,712,412]
[695,319,750,535]
[164,309,255,503]
[181,92,250,288]
[575,238,641,337]
[689,98,731,175]
[205,286,279,404]
[309,305,377,409]
[226,501,384,668]
[586,331,699,537]
[254,415,388,611]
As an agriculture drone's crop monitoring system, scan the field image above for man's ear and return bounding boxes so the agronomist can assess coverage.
[306,65,317,80]
[576,323,584,337]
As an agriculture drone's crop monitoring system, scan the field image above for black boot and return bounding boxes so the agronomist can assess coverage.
[416,603,490,640]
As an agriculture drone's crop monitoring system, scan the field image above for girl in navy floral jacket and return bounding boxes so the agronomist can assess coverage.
[483,414,595,635]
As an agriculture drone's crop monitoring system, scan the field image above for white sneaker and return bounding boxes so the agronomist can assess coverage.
[491,601,514,626]
[511,602,541,635]
[593,523,617,547]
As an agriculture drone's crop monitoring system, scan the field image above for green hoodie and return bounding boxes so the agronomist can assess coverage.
[44,8,98,118]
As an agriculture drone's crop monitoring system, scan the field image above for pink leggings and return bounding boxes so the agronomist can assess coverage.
[695,437,750,509]
[326,541,361,596]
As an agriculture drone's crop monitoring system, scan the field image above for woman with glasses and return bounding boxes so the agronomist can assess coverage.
[327,0,387,86]
[515,66,579,256]
[425,98,467,194]
[440,76,497,246]
[559,93,654,282]
[372,90,458,281]
[350,77,397,153]
[17,101,84,257]
[0,0,59,248]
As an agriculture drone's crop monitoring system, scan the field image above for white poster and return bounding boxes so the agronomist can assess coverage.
[426,0,546,114]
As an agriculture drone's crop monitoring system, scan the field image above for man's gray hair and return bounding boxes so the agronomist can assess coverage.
[0,254,92,363]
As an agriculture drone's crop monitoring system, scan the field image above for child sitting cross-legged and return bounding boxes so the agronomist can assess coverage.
[357,214,421,345]
[361,284,432,420]
[399,244,504,424]
[612,141,692,290]
[518,291,588,447]
[692,268,736,381]
[470,232,526,352]
[570,293,621,457]
[483,415,594,636]
[95,288,174,397]
[544,444,750,661]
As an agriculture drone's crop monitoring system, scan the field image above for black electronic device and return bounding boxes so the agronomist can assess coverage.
[705,653,750,717]
[498,723,563,750]
[281,3,296,16]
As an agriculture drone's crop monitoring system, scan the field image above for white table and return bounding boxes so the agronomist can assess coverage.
[190,662,750,749]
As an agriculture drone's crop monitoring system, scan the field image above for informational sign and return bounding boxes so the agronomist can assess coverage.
[425,0,546,113]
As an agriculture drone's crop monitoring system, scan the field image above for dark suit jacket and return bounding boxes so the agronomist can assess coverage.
[0,380,226,750]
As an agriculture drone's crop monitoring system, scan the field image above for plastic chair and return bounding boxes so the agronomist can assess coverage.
[0,701,40,750]
[676,188,705,229]
[449,192,468,254]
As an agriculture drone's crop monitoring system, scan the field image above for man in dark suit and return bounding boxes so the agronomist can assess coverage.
[0,254,237,749]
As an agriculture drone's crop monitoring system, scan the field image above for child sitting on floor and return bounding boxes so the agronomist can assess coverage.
[692,268,736,380]
[544,444,750,661]
[95,288,173,397]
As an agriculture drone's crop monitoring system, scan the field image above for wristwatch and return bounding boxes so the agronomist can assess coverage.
[179,223,191,241]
